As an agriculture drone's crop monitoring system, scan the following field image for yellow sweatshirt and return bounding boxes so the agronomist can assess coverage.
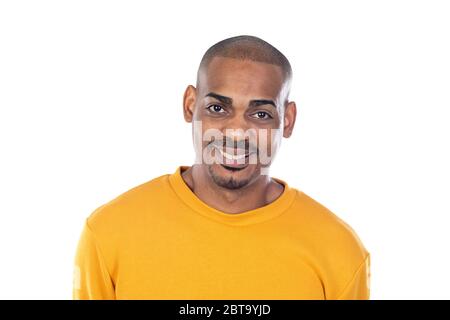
[73,166,370,300]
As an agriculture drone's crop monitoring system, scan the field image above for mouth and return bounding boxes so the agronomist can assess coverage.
[220,163,246,171]
[217,147,250,160]
[214,147,256,171]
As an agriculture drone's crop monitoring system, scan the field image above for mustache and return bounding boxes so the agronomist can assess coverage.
[208,137,258,154]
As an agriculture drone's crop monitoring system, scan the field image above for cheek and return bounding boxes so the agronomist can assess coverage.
[193,123,225,150]
[194,110,221,130]
[192,122,207,158]
[270,131,282,155]
[257,128,282,157]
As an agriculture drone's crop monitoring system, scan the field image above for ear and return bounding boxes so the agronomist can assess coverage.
[283,101,297,138]
[183,85,197,123]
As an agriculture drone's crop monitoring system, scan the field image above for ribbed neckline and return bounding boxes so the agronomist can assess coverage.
[168,166,297,226]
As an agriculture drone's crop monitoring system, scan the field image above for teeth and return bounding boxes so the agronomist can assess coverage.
[217,148,248,160]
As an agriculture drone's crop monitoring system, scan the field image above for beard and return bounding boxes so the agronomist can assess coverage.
[207,164,257,190]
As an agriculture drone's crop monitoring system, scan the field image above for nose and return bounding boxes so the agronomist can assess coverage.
[218,116,258,153]
[220,111,251,139]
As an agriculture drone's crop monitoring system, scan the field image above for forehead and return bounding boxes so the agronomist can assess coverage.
[198,56,285,100]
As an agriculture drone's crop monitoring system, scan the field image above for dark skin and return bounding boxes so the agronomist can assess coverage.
[182,56,297,214]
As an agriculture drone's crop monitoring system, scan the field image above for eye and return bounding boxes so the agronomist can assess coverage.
[251,111,273,120]
[207,104,226,113]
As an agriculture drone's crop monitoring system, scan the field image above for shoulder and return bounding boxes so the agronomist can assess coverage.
[288,190,370,298]
[293,190,367,252]
[86,172,171,233]
[289,189,369,268]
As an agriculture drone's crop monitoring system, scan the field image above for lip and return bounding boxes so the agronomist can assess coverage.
[213,147,256,168]
[220,163,247,171]
[217,148,251,160]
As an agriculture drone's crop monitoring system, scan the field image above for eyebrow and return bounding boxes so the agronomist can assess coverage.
[205,92,277,109]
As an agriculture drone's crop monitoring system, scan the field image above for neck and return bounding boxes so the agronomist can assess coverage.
[181,164,284,214]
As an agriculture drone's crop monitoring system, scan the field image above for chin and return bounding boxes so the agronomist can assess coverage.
[207,163,259,190]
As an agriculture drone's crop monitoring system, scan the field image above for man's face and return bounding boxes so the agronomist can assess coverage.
[184,56,294,189]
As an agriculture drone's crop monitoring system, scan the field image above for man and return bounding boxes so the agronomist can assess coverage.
[73,35,370,300]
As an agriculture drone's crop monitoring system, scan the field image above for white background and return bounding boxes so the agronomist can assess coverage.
[1,0,449,299]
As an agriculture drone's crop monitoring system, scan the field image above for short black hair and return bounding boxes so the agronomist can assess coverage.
[196,35,292,87]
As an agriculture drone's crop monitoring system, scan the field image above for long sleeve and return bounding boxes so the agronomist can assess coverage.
[336,254,371,300]
[73,220,115,300]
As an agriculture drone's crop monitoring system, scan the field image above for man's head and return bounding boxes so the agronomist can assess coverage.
[183,35,297,190]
